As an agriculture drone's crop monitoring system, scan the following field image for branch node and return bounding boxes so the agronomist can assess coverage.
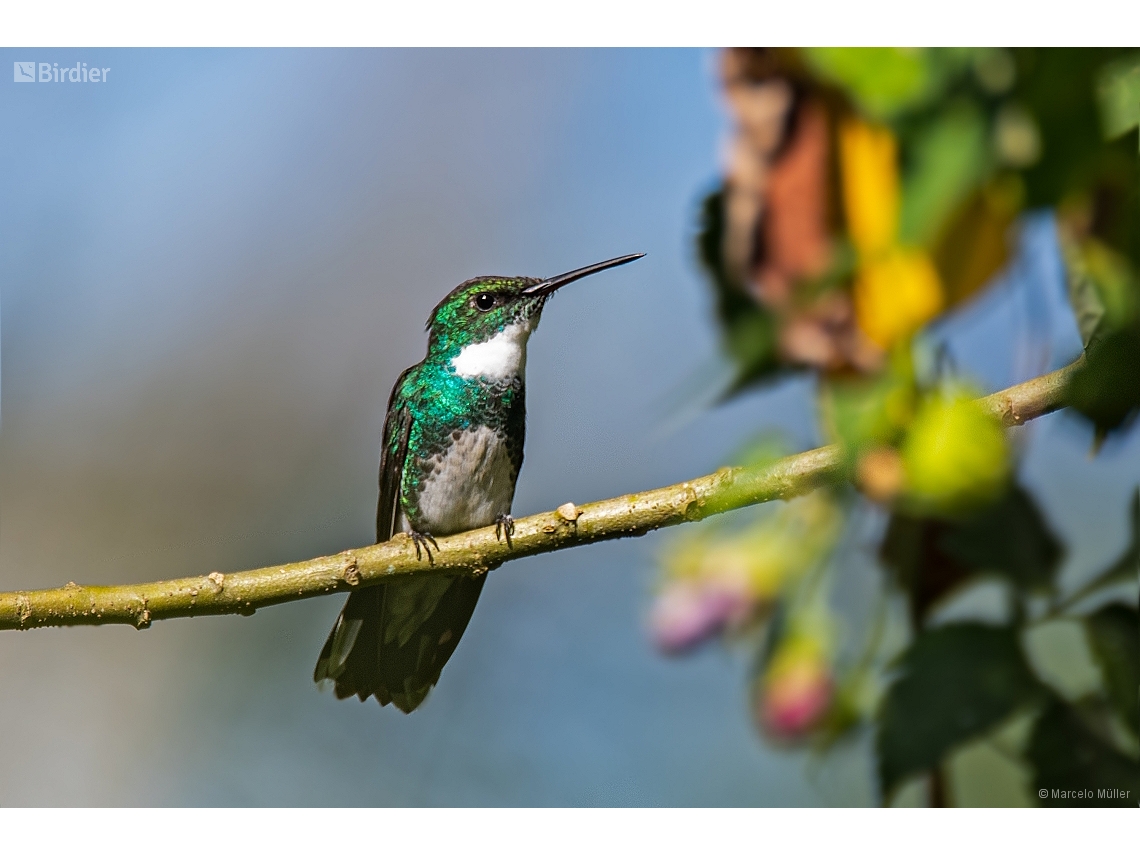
[556,502,581,522]
[341,555,361,586]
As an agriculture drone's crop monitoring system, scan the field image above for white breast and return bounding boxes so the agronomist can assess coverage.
[450,319,534,381]
[410,425,517,536]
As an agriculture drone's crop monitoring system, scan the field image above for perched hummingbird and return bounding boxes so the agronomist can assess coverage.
[314,253,644,712]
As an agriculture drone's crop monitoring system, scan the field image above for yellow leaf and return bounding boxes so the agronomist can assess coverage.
[854,248,944,348]
[840,119,900,256]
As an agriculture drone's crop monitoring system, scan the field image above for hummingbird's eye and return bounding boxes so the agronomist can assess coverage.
[474,293,496,312]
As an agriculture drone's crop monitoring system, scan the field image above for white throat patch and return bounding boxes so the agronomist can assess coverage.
[450,319,534,381]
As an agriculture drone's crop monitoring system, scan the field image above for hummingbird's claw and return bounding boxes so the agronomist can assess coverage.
[495,514,515,548]
[410,530,438,565]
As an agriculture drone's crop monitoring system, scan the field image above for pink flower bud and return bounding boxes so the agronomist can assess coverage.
[757,640,833,740]
[649,577,753,655]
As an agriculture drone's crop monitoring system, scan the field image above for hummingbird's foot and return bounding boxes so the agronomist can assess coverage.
[409,529,439,564]
[495,514,515,548]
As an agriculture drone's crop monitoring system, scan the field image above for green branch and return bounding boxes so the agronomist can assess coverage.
[0,360,1080,632]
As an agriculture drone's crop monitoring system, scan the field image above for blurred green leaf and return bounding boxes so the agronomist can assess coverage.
[931,181,1020,308]
[697,186,738,294]
[899,103,989,248]
[877,623,1044,797]
[1064,248,1110,347]
[880,513,967,621]
[1064,324,1140,436]
[805,48,928,118]
[824,352,916,467]
[804,48,973,120]
[1085,604,1139,738]
[881,486,1063,621]
[695,187,782,395]
[972,49,1017,95]
[1062,237,1140,346]
[1014,49,1123,202]
[1013,49,1140,266]
[1097,51,1140,141]
[1028,699,1140,805]
[941,486,1064,592]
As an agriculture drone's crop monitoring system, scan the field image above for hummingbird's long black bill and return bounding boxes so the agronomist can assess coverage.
[522,253,645,297]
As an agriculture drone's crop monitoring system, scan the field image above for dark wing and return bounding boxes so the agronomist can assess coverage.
[376,400,414,543]
[313,369,413,692]
[314,367,486,712]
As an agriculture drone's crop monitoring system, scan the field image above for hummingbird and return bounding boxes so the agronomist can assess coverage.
[314,253,644,712]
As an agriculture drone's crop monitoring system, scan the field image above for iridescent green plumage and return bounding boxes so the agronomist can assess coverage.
[387,361,526,533]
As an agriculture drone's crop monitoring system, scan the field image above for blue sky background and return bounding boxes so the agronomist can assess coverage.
[1,49,1136,806]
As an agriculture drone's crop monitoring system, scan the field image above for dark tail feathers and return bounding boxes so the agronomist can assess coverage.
[314,574,486,713]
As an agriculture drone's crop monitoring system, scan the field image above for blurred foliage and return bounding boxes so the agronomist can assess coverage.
[1086,604,1140,736]
[697,188,783,394]
[1029,700,1140,805]
[877,623,1045,799]
[659,48,1140,806]
[1097,54,1140,141]
[881,484,1063,615]
[1064,326,1140,438]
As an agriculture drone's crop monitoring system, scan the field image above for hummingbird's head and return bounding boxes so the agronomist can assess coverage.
[425,253,644,380]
